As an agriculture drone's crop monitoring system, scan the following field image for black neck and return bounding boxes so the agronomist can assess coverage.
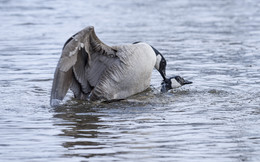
[150,45,160,56]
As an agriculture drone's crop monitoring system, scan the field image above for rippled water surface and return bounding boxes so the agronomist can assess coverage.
[1,0,260,161]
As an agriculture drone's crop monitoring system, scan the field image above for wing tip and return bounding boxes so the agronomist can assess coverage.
[50,98,62,107]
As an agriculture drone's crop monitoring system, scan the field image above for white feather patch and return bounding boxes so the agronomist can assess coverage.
[80,43,84,48]
[69,47,78,57]
[171,79,182,88]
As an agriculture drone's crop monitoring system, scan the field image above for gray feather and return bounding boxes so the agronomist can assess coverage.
[72,47,92,94]
[50,68,73,106]
[50,26,119,106]
[86,53,120,87]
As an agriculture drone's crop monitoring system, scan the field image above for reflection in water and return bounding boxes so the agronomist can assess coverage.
[52,88,156,159]
[53,103,104,158]
[52,89,163,159]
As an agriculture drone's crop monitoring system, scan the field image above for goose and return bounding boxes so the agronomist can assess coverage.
[50,26,167,106]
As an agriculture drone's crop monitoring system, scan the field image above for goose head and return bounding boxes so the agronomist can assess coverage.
[161,76,192,93]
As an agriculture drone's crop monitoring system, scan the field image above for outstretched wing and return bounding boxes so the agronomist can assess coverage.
[50,26,118,106]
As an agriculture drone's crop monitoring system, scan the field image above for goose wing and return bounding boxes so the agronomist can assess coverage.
[50,26,118,106]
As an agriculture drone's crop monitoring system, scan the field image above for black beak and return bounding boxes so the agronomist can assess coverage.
[183,80,192,85]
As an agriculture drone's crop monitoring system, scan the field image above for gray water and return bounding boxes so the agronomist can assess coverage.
[1,0,260,161]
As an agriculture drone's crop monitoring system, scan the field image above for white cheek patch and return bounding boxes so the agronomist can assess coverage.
[171,79,182,88]
[155,55,162,70]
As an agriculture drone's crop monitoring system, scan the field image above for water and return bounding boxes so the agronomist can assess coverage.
[1,0,260,161]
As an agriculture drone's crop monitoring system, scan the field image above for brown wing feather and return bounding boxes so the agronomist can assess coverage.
[88,28,117,57]
[50,26,119,106]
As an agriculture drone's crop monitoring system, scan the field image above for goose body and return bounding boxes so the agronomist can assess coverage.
[51,26,166,106]
[90,43,156,101]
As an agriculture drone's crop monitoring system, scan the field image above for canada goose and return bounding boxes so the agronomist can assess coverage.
[161,76,192,93]
[50,26,167,106]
